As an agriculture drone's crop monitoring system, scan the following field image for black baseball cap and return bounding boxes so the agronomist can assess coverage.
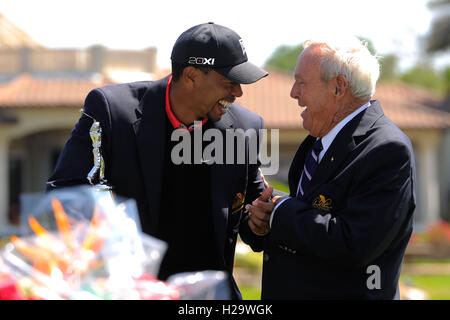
[171,22,268,84]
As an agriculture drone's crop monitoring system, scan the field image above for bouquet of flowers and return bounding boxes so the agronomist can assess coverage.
[0,186,229,300]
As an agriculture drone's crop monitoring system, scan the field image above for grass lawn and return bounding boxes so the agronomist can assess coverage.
[400,274,450,300]
[267,179,290,194]
[240,285,261,300]
[235,244,450,300]
[240,273,450,300]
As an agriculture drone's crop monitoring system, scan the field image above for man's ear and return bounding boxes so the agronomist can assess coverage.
[335,75,348,98]
[182,66,198,87]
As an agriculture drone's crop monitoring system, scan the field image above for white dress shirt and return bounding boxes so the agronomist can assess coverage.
[270,101,371,227]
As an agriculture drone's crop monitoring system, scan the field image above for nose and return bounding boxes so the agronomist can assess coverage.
[231,83,243,98]
[290,84,298,100]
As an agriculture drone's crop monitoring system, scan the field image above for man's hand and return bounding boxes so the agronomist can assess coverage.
[259,168,269,189]
[247,186,274,236]
[259,167,283,204]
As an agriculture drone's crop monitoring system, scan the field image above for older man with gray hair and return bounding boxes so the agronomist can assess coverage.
[247,37,416,299]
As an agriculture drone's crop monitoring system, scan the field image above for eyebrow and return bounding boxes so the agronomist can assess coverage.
[218,73,236,85]
[224,79,237,85]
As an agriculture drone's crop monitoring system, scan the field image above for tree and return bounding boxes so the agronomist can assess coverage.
[426,0,450,53]
[444,67,450,94]
[264,37,397,81]
[400,66,447,95]
[378,54,399,82]
[264,44,304,73]
[357,36,377,56]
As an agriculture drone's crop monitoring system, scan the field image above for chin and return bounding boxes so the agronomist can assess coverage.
[207,112,221,122]
[302,120,309,132]
[208,107,225,122]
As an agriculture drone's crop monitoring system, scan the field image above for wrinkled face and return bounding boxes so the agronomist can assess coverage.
[290,47,338,137]
[192,69,243,122]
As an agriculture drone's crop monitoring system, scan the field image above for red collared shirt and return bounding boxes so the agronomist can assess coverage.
[165,75,208,132]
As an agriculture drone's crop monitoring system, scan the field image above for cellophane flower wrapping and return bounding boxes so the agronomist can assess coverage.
[0,186,229,300]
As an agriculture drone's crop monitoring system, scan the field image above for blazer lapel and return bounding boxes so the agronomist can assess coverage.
[303,133,355,199]
[288,135,315,197]
[303,100,384,199]
[132,77,169,235]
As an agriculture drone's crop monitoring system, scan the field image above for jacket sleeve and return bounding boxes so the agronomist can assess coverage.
[238,115,267,252]
[270,140,415,266]
[46,88,112,191]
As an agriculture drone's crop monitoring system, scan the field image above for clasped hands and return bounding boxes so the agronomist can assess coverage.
[246,174,282,236]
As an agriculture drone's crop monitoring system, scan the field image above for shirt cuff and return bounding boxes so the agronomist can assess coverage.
[270,197,290,227]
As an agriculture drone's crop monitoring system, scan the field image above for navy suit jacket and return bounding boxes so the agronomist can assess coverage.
[47,76,266,298]
[262,101,416,299]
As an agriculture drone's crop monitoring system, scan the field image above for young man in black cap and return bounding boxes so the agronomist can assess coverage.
[47,22,272,299]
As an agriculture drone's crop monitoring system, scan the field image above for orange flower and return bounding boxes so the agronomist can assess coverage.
[10,198,105,278]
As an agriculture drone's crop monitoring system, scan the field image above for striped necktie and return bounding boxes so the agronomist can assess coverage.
[297,138,323,198]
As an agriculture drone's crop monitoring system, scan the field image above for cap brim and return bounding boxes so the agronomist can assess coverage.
[215,61,268,84]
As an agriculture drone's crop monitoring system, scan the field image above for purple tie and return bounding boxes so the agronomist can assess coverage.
[297,138,323,198]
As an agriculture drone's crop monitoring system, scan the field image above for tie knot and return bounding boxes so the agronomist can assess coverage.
[312,138,323,153]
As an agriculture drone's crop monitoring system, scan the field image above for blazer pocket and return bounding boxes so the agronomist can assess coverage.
[309,182,346,213]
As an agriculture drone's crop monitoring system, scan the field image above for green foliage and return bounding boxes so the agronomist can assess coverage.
[264,44,304,72]
[357,37,401,82]
[444,67,450,94]
[357,36,377,56]
[378,54,399,82]
[401,66,448,95]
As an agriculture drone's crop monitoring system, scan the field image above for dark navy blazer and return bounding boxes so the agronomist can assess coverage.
[262,101,416,300]
[47,76,266,298]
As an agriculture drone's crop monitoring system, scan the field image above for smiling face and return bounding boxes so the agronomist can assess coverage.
[192,69,243,122]
[290,46,339,137]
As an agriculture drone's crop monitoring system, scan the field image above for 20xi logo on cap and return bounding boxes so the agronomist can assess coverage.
[188,57,216,66]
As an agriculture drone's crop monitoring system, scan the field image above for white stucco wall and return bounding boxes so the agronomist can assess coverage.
[0,107,80,233]
[406,129,443,231]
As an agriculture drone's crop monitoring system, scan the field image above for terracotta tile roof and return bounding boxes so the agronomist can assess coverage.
[237,71,300,129]
[0,71,449,130]
[0,74,113,108]
[374,82,450,129]
[236,70,450,130]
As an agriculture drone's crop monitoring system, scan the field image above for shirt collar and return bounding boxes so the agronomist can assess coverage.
[319,101,371,162]
[165,74,208,132]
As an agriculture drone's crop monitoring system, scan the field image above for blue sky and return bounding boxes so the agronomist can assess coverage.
[1,0,448,71]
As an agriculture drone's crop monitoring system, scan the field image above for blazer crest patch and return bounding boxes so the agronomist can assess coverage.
[231,192,245,214]
[312,194,332,212]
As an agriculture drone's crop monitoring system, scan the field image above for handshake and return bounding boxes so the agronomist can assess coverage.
[246,172,286,236]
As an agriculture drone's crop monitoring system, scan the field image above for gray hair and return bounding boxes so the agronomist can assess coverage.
[303,37,380,100]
